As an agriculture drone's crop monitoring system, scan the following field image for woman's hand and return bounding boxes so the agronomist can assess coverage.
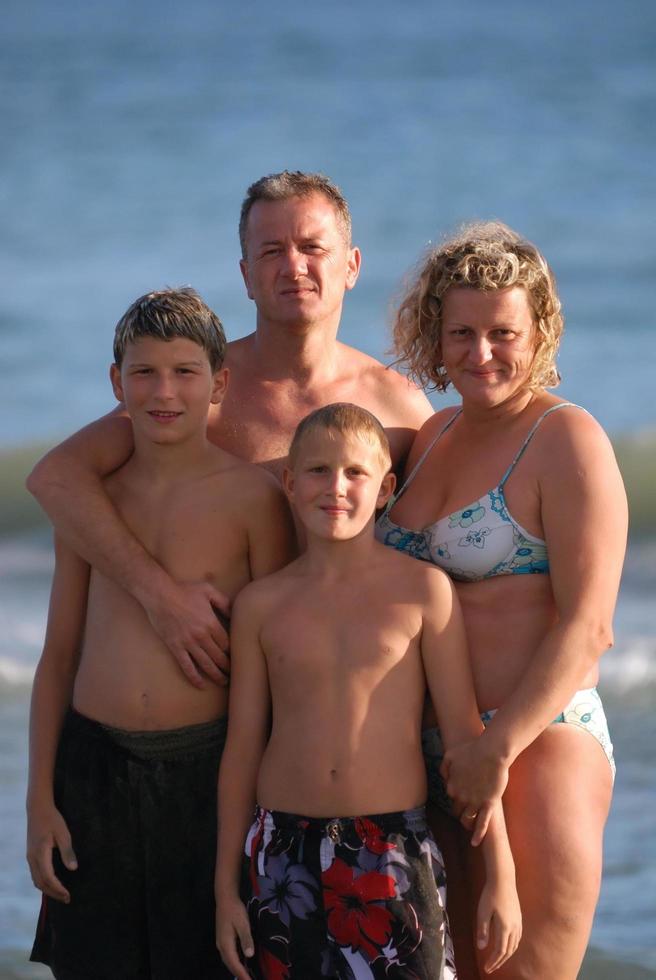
[26,800,77,902]
[441,736,509,843]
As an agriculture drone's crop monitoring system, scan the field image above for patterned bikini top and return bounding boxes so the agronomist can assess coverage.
[375,402,582,583]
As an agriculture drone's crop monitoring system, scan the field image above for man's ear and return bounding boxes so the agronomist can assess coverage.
[210,367,229,405]
[239,258,254,300]
[377,470,396,509]
[109,363,124,403]
[344,246,361,292]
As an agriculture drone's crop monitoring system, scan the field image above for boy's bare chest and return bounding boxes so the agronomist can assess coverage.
[262,590,421,679]
[113,488,250,592]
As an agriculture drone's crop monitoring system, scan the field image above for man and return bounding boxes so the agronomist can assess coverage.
[28,171,432,687]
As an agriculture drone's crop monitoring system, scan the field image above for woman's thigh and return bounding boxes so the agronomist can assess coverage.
[486,723,613,980]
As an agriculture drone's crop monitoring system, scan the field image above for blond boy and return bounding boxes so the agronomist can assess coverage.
[216,403,521,980]
[27,288,296,980]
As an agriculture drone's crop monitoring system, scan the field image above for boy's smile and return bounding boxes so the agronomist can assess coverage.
[284,429,394,541]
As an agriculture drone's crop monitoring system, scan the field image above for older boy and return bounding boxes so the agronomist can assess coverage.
[27,288,296,980]
[216,404,521,980]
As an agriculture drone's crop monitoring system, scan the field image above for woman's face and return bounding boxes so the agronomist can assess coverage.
[440,285,537,407]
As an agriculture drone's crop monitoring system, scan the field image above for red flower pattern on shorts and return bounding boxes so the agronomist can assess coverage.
[355,816,396,855]
[321,857,396,960]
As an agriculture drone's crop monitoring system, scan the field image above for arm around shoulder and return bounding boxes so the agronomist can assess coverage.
[27,409,134,507]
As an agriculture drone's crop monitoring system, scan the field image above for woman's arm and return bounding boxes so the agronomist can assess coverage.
[26,535,90,903]
[443,410,628,792]
[215,587,272,980]
[27,412,230,687]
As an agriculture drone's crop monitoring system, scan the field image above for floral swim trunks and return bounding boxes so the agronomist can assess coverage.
[422,686,616,814]
[242,804,457,979]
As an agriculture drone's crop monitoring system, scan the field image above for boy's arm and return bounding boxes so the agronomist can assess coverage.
[476,807,522,973]
[26,534,90,903]
[27,412,230,687]
[246,475,298,580]
[420,569,521,972]
[420,569,509,842]
[215,587,272,978]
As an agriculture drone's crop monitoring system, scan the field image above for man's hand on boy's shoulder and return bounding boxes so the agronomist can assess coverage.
[141,576,232,688]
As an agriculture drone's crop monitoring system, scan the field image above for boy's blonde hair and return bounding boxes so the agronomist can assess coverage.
[113,287,226,371]
[393,221,563,392]
[288,403,391,472]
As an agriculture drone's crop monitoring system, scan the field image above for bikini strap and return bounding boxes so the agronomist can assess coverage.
[498,402,584,488]
[384,408,462,513]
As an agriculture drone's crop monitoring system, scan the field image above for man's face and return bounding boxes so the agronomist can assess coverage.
[240,193,361,332]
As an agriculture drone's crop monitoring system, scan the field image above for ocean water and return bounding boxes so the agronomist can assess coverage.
[1,0,655,974]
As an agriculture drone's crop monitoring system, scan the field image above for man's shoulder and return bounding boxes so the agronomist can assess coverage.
[224,333,256,368]
[336,343,432,421]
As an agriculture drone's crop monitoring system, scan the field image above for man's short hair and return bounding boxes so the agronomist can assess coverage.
[239,171,352,257]
[288,403,391,472]
[113,287,226,371]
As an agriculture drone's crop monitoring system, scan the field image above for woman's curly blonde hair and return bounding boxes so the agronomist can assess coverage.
[393,221,563,391]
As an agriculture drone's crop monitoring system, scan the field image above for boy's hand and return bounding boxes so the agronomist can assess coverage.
[27,802,77,903]
[216,893,254,980]
[476,875,522,973]
[440,737,509,841]
[144,580,231,688]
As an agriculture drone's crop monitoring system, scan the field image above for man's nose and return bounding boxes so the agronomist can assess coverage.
[281,247,308,277]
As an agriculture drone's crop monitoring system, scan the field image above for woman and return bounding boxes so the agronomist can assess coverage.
[376,223,627,978]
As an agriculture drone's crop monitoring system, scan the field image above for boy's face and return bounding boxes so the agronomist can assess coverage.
[110,337,227,444]
[283,428,395,542]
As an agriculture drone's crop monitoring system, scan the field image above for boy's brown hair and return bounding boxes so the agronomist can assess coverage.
[113,287,226,371]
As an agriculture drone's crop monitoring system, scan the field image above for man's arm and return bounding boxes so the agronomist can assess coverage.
[377,366,434,474]
[26,535,89,903]
[215,588,272,979]
[27,412,230,687]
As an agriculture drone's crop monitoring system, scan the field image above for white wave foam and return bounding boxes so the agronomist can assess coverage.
[600,637,656,694]
[0,657,35,689]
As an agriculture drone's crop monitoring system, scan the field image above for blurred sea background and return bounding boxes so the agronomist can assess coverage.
[1,0,655,976]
